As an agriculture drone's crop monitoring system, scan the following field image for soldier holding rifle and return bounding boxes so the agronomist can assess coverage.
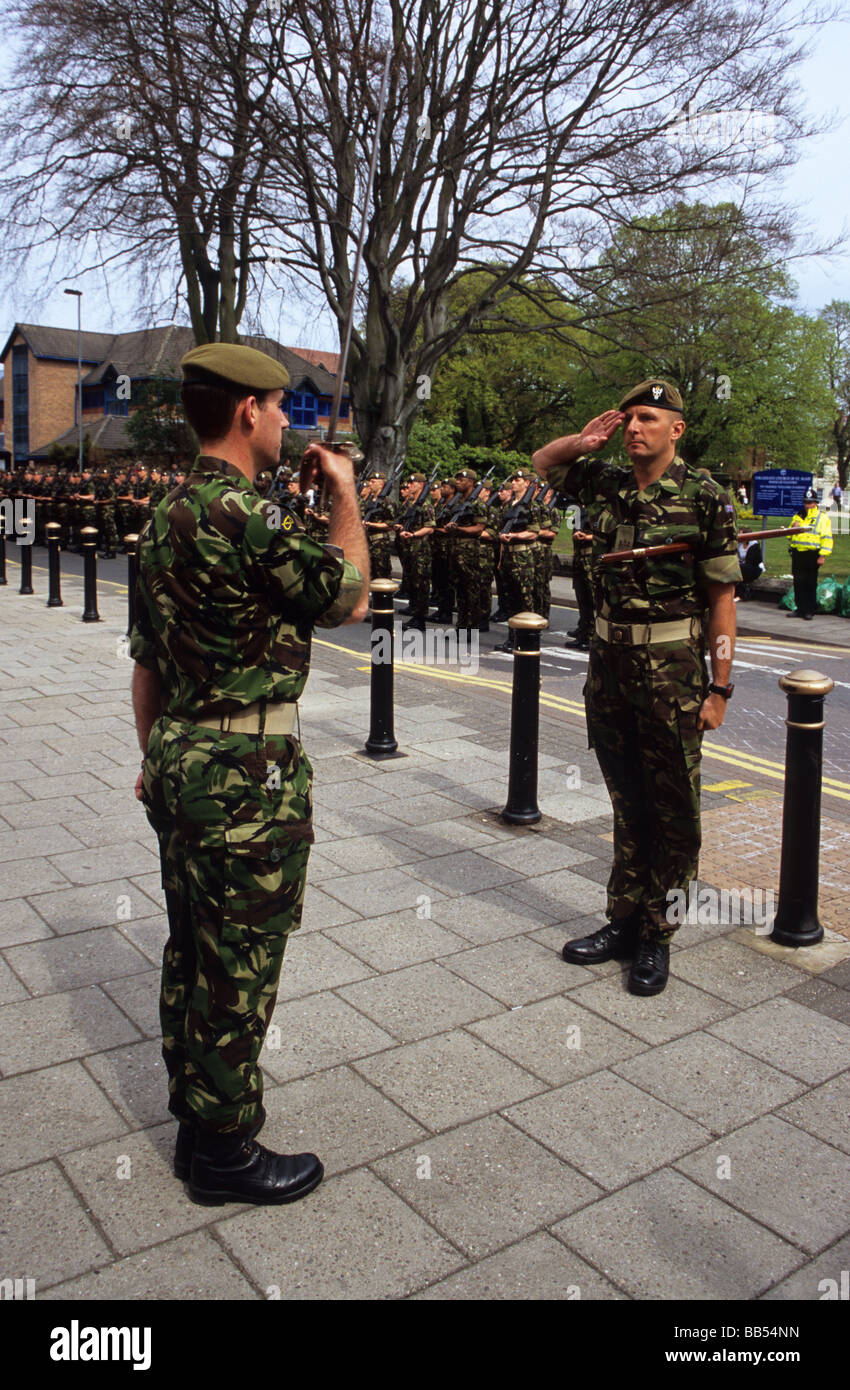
[533,381,740,996]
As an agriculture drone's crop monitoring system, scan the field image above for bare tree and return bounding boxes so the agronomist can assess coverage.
[820,301,850,489]
[1,0,831,468]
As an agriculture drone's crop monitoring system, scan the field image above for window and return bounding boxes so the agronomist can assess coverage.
[11,345,28,463]
[289,391,317,428]
[104,381,129,416]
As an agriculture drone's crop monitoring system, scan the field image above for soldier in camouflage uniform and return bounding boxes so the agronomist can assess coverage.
[534,380,740,995]
[396,472,435,632]
[93,467,118,557]
[476,478,499,631]
[430,478,458,621]
[447,468,487,636]
[532,484,560,621]
[360,471,395,578]
[494,470,540,653]
[130,341,368,1205]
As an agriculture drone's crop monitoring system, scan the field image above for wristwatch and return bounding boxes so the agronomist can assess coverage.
[708,682,734,700]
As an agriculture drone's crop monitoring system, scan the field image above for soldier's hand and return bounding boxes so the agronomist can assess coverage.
[300,444,355,496]
[697,693,727,731]
[134,769,144,801]
[579,410,625,452]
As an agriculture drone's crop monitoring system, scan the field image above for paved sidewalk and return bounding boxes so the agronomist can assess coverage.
[1,570,849,1302]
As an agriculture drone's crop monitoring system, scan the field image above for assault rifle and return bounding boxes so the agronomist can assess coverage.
[499,478,538,535]
[399,465,440,532]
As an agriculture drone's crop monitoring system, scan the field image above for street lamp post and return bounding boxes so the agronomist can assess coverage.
[63,288,83,474]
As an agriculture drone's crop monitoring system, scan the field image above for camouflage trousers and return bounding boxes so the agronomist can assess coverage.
[454,538,486,627]
[141,714,313,1135]
[478,540,498,618]
[532,541,555,620]
[584,637,707,942]
[402,536,432,617]
[500,542,537,615]
[368,535,393,580]
[431,534,454,615]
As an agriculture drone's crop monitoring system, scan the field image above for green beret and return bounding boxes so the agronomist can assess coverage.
[368,470,386,481]
[512,469,533,481]
[619,379,684,413]
[408,472,427,484]
[181,342,290,390]
[455,468,478,482]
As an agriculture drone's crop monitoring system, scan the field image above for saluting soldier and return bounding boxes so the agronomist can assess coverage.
[130,341,368,1205]
[533,381,740,996]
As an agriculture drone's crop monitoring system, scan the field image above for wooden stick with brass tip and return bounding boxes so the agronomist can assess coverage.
[600,527,812,565]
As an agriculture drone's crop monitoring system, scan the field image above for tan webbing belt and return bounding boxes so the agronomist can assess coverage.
[594,615,702,646]
[178,700,298,736]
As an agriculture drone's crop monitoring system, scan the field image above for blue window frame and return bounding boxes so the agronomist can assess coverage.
[104,381,129,416]
[289,391,317,429]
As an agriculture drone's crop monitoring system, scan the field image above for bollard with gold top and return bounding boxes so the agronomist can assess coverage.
[81,526,100,623]
[769,668,835,947]
[124,534,139,638]
[46,521,63,607]
[502,612,549,824]
[365,577,399,757]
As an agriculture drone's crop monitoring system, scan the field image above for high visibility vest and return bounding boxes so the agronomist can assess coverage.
[788,509,833,556]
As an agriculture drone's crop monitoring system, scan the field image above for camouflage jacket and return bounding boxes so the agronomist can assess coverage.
[129,454,363,718]
[546,454,741,623]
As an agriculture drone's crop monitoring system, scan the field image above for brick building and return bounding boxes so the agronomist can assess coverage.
[0,323,352,467]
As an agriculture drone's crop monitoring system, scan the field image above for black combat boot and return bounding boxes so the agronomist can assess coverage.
[173,1121,195,1180]
[479,619,490,632]
[561,910,642,965]
[189,1129,324,1206]
[628,938,670,996]
[402,616,425,632]
[491,607,508,622]
[493,631,516,654]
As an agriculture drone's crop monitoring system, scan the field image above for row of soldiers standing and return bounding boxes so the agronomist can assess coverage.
[265,462,565,646]
[2,462,184,554]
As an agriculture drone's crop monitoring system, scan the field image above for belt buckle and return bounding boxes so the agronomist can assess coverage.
[610,622,628,644]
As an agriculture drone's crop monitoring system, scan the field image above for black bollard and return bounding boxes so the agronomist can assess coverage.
[46,522,63,607]
[18,536,34,595]
[81,526,101,623]
[365,578,399,756]
[0,528,7,585]
[769,668,834,947]
[124,533,139,638]
[502,612,549,824]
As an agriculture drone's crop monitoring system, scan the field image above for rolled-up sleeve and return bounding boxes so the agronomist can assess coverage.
[696,491,742,586]
[245,503,362,627]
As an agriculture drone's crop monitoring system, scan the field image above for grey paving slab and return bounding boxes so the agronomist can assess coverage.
[0,759,43,783]
[261,1066,425,1174]
[475,835,595,876]
[79,762,140,790]
[83,1039,171,1129]
[821,959,850,991]
[469,995,650,1087]
[505,1071,711,1191]
[61,811,156,851]
[318,866,448,917]
[78,788,149,818]
[378,793,482,826]
[273,932,374,1002]
[0,856,72,899]
[311,779,397,811]
[0,985,141,1074]
[0,795,93,830]
[4,925,151,996]
[26,880,158,934]
[116,914,168,966]
[325,913,468,973]
[429,888,567,942]
[675,1114,850,1255]
[412,1229,625,1300]
[395,849,524,899]
[48,841,159,885]
[570,974,736,1046]
[785,977,850,1025]
[264,992,397,1083]
[374,1114,600,1260]
[441,937,571,1008]
[552,1168,804,1300]
[0,897,53,949]
[39,1230,259,1299]
[339,961,502,1043]
[13,771,113,800]
[613,1033,806,1134]
[0,1160,112,1289]
[298,886,362,934]
[0,957,29,1003]
[671,936,802,1006]
[215,1168,462,1300]
[387,820,504,858]
[314,832,427,873]
[356,1029,543,1131]
[761,1233,850,1301]
[777,1070,850,1155]
[101,969,161,1038]
[59,1122,226,1257]
[310,804,410,841]
[500,867,608,918]
[708,998,850,1084]
[0,1061,128,1175]
[128,873,166,913]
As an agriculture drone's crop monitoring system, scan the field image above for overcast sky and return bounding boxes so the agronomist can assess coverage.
[3,10,847,355]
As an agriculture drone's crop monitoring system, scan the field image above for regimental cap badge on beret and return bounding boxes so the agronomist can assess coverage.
[618,378,684,413]
[455,469,478,482]
[369,471,386,480]
[180,342,290,390]
[409,472,427,484]
[513,469,533,480]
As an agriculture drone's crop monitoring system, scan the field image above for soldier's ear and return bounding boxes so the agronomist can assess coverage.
[671,416,686,440]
